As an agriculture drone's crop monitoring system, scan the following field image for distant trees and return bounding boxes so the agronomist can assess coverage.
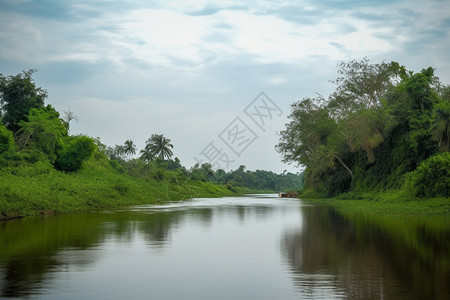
[277,59,449,197]
[104,135,173,163]
[187,163,303,191]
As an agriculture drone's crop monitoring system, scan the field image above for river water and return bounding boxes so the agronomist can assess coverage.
[0,195,449,299]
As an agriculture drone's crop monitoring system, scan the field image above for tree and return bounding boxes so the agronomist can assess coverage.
[430,100,450,151]
[0,125,15,154]
[16,105,68,163]
[328,58,402,119]
[139,147,154,163]
[123,139,137,159]
[105,144,126,160]
[0,69,47,133]
[337,108,391,163]
[144,134,174,160]
[278,59,449,197]
[391,68,440,157]
[200,163,214,181]
[62,108,79,132]
[276,98,354,187]
[277,60,413,194]
[55,136,96,172]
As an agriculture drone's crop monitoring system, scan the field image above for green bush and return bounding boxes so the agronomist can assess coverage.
[9,161,53,177]
[407,152,450,198]
[55,136,96,172]
[0,125,15,153]
[17,106,67,163]
[109,160,125,173]
[113,181,130,196]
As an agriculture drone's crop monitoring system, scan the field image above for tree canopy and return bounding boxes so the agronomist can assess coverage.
[0,69,47,133]
[277,59,449,198]
[144,134,174,160]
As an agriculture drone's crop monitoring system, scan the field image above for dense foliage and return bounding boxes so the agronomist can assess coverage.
[0,70,47,133]
[55,136,96,172]
[277,59,449,198]
[106,154,302,193]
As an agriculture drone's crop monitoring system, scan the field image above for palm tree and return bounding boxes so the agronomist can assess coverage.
[430,101,450,151]
[145,134,174,160]
[113,145,125,160]
[123,139,137,159]
[139,147,154,163]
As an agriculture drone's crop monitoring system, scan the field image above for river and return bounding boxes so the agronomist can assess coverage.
[0,194,449,299]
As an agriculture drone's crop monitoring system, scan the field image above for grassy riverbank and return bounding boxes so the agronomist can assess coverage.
[300,192,450,216]
[0,157,256,220]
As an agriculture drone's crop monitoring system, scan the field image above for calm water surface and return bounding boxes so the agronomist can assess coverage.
[0,194,449,299]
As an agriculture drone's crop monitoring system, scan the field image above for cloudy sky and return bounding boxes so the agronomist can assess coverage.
[1,0,449,173]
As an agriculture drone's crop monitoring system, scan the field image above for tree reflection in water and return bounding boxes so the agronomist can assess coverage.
[0,201,276,298]
[0,209,198,298]
[281,206,450,299]
[1,199,448,299]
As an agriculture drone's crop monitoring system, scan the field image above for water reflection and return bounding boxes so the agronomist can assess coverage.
[0,197,282,298]
[1,197,448,299]
[281,206,450,299]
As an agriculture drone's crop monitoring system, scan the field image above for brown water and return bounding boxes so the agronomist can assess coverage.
[0,195,449,299]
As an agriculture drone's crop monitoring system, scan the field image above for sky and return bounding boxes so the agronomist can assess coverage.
[1,0,449,173]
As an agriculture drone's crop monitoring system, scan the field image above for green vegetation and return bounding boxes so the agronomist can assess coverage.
[0,159,253,220]
[301,196,449,217]
[0,70,302,220]
[277,59,450,203]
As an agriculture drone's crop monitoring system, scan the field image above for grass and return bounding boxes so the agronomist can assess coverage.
[300,191,450,216]
[0,158,259,220]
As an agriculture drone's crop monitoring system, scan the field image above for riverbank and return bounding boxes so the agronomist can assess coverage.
[300,193,450,216]
[0,165,258,221]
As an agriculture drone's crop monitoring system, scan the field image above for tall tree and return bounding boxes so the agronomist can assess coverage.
[328,58,401,118]
[0,69,47,133]
[145,134,174,160]
[139,147,154,163]
[62,108,79,132]
[276,98,354,187]
[430,101,450,151]
[278,60,448,197]
[123,139,137,159]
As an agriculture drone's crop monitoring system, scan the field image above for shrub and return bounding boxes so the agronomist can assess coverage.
[113,181,130,196]
[109,160,125,173]
[0,125,15,153]
[55,136,96,172]
[407,152,450,198]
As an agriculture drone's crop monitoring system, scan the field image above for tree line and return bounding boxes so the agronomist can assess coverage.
[277,59,449,198]
[100,138,302,192]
